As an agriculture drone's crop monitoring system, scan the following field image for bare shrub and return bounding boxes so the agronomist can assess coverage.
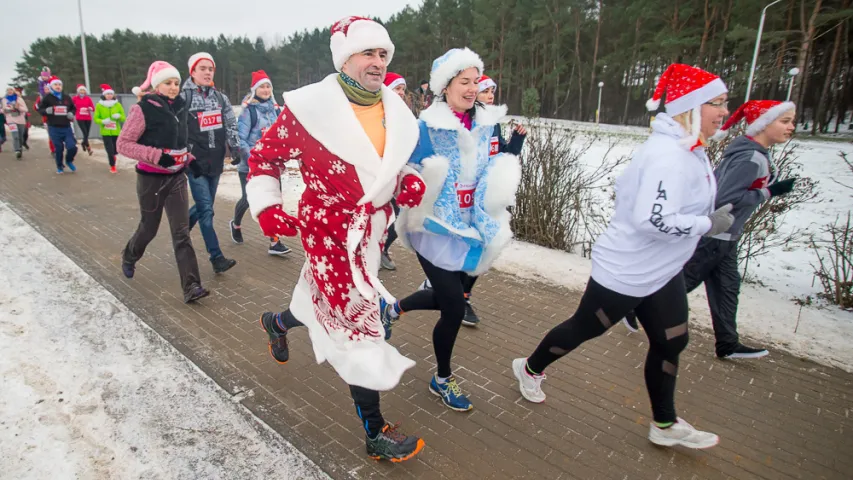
[810,213,853,309]
[511,122,627,254]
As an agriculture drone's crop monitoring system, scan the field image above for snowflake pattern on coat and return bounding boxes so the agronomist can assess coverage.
[247,106,390,340]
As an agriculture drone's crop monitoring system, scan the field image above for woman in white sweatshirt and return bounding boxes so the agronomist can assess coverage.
[511,64,734,450]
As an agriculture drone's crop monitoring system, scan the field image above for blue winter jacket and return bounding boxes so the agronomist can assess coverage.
[237,98,280,173]
[395,101,521,275]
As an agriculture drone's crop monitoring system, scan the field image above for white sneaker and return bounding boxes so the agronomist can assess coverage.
[418,278,432,291]
[648,417,719,449]
[512,358,546,403]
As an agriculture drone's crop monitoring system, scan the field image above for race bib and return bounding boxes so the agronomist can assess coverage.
[163,147,189,171]
[489,136,500,156]
[197,109,223,131]
[79,107,89,116]
[456,181,476,211]
[104,121,117,130]
[54,105,68,115]
[8,124,17,132]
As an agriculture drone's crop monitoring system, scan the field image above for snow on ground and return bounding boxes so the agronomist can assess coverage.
[0,200,327,480]
[35,119,853,373]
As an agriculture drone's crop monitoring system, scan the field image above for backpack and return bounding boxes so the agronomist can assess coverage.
[247,103,282,133]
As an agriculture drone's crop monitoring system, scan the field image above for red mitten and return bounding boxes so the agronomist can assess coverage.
[396,174,426,208]
[257,205,300,237]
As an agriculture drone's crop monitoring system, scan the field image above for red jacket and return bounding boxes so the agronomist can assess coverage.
[72,95,95,121]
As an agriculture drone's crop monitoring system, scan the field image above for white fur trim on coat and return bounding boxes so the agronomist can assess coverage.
[283,74,419,207]
[472,152,521,276]
[395,155,451,251]
[745,102,796,137]
[246,174,283,220]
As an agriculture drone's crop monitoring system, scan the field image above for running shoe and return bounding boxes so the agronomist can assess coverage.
[230,220,243,244]
[429,375,473,411]
[366,423,425,462]
[110,166,117,174]
[380,252,396,271]
[16,150,22,159]
[259,312,289,364]
[648,418,719,449]
[512,357,546,403]
[379,298,395,340]
[268,240,292,256]
[121,261,135,279]
[718,344,769,360]
[212,256,237,274]
[461,301,480,327]
[184,285,210,304]
[67,162,76,173]
[418,278,432,291]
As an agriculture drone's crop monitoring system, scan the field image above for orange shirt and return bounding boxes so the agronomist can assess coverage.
[350,102,386,157]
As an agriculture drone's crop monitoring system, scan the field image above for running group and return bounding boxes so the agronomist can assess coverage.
[3,15,799,464]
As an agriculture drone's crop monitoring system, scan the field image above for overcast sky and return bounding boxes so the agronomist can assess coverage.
[2,0,420,90]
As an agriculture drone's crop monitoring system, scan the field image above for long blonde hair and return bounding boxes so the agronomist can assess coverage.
[671,108,705,145]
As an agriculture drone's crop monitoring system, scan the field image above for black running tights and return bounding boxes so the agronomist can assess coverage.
[398,253,467,378]
[526,275,690,423]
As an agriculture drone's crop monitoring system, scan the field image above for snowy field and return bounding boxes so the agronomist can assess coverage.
[28,117,853,374]
[0,200,326,479]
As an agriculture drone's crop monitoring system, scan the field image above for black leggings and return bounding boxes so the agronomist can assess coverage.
[398,254,468,378]
[527,275,689,424]
[384,200,401,254]
[102,135,118,166]
[78,120,92,148]
[234,171,250,226]
[276,309,385,437]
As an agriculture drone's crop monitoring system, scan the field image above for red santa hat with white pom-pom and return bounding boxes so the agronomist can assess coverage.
[711,100,796,141]
[646,63,728,145]
[243,70,280,108]
[100,84,114,96]
[131,61,180,96]
[329,16,395,72]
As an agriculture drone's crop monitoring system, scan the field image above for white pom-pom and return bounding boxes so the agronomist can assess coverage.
[645,98,660,111]
[711,129,729,142]
[131,86,142,96]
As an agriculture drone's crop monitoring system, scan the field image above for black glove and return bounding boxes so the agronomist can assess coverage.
[187,160,203,178]
[157,153,176,168]
[767,178,796,197]
[229,156,240,166]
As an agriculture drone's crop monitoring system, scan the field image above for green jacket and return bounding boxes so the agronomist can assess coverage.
[93,100,126,136]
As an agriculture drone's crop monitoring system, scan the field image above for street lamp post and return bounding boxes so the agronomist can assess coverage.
[77,0,91,91]
[596,81,604,125]
[786,67,800,102]
[745,0,784,102]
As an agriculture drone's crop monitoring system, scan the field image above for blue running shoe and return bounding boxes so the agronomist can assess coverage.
[429,375,473,412]
[67,162,77,173]
[56,168,65,174]
[379,298,393,340]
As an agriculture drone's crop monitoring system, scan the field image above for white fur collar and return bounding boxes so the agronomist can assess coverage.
[419,101,508,132]
[283,74,419,205]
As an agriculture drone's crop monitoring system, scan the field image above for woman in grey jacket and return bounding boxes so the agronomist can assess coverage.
[230,70,290,256]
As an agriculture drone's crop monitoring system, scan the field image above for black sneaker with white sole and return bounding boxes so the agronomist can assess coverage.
[622,310,639,332]
[268,241,292,256]
[718,343,769,359]
[230,220,243,244]
[212,256,237,273]
[461,302,480,327]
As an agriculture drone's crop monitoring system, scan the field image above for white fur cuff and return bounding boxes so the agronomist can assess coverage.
[246,174,283,221]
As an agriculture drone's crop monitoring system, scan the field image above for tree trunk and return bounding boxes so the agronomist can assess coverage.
[716,0,734,70]
[836,21,851,133]
[793,0,823,125]
[497,12,506,104]
[813,2,846,135]
[623,17,642,125]
[587,0,604,118]
[697,0,716,68]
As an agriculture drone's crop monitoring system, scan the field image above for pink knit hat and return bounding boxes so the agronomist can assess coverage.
[131,61,181,96]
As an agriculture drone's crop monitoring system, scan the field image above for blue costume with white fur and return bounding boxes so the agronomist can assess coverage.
[396,100,521,275]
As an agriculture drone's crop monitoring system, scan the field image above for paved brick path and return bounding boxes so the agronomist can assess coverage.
[2,139,852,480]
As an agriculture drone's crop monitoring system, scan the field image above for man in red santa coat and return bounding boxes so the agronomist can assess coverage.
[246,16,427,462]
